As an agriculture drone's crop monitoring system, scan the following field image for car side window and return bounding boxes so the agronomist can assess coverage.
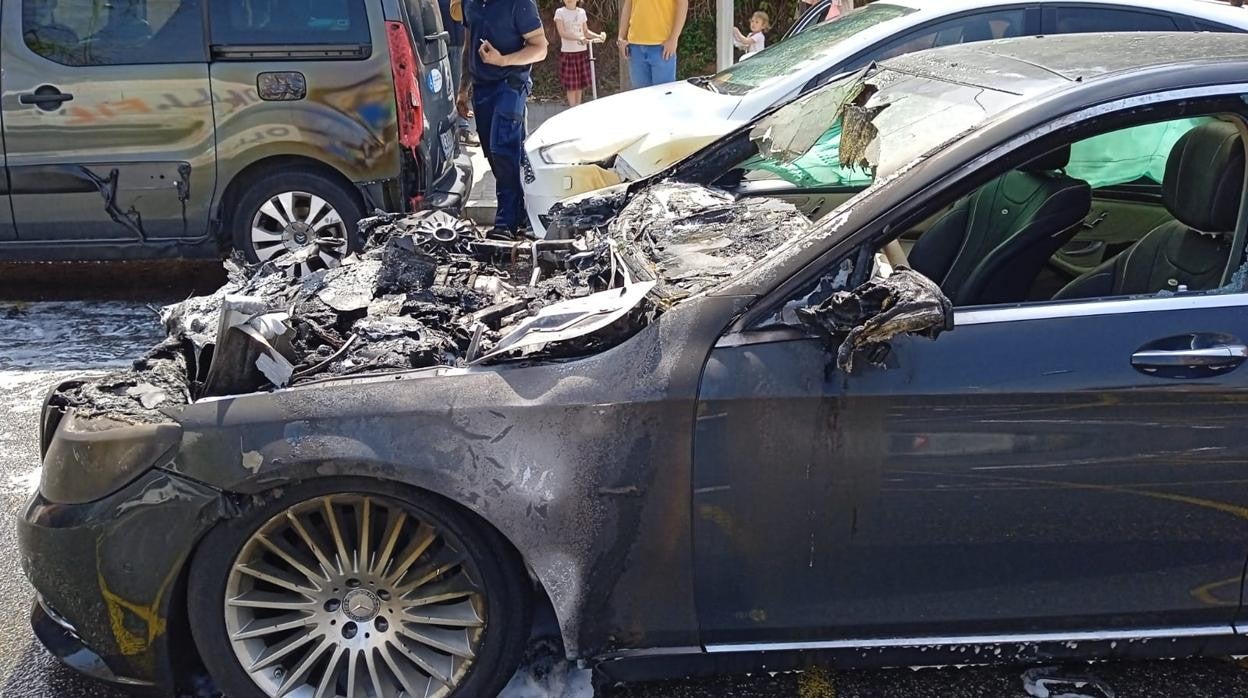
[862,10,1027,66]
[209,0,372,47]
[757,112,1246,331]
[404,0,448,64]
[1195,19,1241,32]
[1053,7,1179,33]
[23,0,206,66]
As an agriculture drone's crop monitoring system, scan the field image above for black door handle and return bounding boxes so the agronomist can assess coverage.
[19,85,73,110]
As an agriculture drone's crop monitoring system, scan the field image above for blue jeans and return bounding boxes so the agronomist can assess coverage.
[472,78,529,230]
[628,43,676,88]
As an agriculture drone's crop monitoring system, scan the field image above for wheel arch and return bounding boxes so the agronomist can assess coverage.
[173,468,564,680]
[213,155,367,250]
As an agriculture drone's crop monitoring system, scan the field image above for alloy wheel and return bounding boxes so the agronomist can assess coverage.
[249,191,350,277]
[224,494,487,698]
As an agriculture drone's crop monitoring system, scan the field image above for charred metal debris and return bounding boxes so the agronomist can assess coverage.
[58,182,819,422]
[53,208,649,422]
[550,181,812,300]
[798,267,953,374]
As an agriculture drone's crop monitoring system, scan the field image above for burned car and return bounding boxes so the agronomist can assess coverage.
[20,32,1248,697]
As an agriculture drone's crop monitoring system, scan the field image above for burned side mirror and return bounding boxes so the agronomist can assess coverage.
[796,267,953,374]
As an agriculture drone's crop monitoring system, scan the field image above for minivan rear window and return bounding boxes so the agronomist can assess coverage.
[209,0,371,46]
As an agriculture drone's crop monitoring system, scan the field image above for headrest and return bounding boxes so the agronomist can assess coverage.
[1163,121,1244,233]
[1019,145,1071,173]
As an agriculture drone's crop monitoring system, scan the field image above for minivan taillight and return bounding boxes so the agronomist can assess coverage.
[386,21,424,156]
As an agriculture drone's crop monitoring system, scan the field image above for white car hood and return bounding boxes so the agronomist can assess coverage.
[529,80,746,178]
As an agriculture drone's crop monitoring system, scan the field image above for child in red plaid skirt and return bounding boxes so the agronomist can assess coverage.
[555,0,605,105]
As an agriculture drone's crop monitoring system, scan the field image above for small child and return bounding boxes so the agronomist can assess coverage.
[555,0,605,106]
[733,11,770,61]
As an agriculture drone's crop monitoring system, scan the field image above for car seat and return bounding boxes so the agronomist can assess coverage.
[909,146,1092,306]
[1055,121,1244,300]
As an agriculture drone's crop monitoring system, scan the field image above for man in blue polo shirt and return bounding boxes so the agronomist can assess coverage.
[456,0,547,237]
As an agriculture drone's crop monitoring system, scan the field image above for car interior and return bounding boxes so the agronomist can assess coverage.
[732,110,1248,318]
[883,116,1248,308]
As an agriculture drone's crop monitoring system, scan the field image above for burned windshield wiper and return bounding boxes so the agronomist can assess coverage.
[688,75,721,94]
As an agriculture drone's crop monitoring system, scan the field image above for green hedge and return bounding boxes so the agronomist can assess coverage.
[530,0,803,100]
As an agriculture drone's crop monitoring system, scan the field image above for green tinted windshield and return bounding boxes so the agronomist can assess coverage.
[707,3,916,96]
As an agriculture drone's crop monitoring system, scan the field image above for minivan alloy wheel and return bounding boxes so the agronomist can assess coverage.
[224,494,487,698]
[250,191,350,277]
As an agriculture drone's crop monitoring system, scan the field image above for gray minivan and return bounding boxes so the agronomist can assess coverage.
[2,0,470,275]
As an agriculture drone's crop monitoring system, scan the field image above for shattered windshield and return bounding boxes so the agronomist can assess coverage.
[705,3,915,96]
[735,65,1025,190]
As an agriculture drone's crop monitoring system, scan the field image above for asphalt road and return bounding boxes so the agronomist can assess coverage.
[5,269,1248,697]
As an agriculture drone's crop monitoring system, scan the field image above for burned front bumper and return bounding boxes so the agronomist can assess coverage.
[18,469,222,694]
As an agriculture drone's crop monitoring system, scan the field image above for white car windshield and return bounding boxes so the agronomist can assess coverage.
[704,3,916,96]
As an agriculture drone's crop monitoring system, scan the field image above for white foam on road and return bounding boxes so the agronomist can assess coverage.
[0,300,162,370]
[500,653,595,697]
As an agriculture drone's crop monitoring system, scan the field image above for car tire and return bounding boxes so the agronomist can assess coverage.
[230,169,365,276]
[187,478,532,698]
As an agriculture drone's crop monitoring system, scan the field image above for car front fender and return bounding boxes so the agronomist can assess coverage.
[169,295,749,659]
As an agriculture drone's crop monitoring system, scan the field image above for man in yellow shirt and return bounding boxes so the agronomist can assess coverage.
[616,0,688,88]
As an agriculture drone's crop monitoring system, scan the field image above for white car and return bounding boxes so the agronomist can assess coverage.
[523,0,1248,236]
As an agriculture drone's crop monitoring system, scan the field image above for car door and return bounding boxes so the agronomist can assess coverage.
[696,297,1248,645]
[692,98,1248,648]
[1,0,215,244]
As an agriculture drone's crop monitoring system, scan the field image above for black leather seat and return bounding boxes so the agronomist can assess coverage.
[1055,121,1244,300]
[909,146,1092,306]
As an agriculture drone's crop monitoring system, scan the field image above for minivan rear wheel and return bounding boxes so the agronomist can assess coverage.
[231,170,364,277]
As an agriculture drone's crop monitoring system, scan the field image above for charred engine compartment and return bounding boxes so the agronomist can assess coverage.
[53,209,658,423]
[51,183,817,424]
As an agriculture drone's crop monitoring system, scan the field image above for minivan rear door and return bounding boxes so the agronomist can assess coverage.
[0,0,216,245]
[398,0,458,189]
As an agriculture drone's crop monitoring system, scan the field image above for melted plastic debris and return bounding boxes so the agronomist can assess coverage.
[51,337,192,424]
[798,267,953,373]
[608,182,735,239]
[620,194,811,296]
[54,210,662,422]
[545,186,630,240]
[1022,666,1116,698]
[547,182,815,301]
[63,178,820,422]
